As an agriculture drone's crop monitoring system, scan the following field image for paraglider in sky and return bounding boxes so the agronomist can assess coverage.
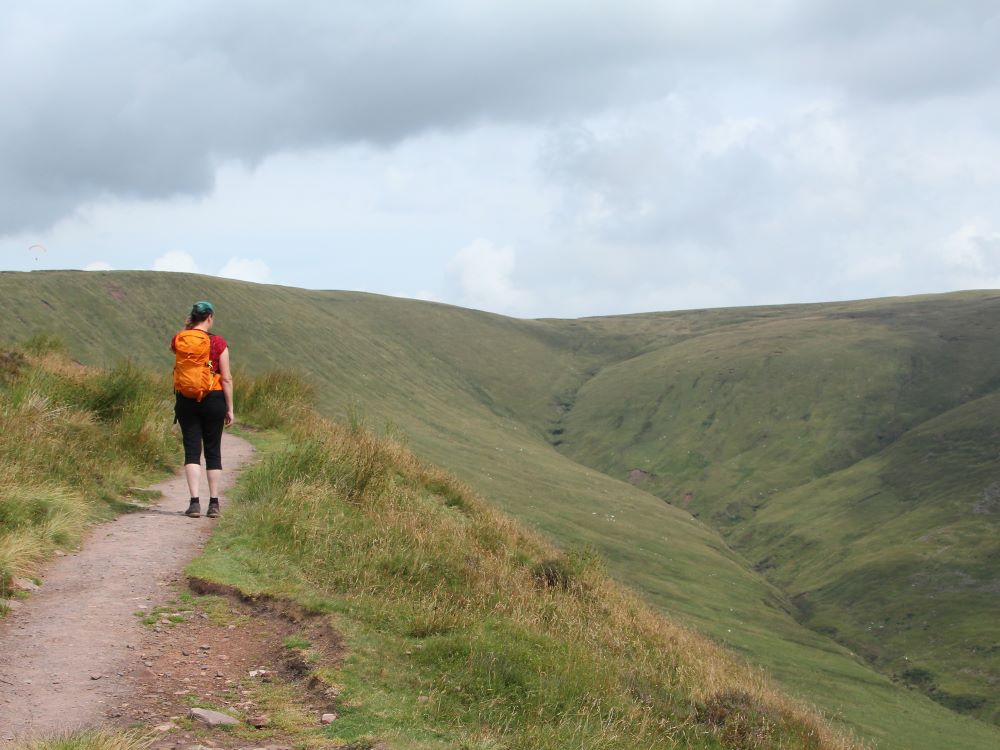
[29,243,46,261]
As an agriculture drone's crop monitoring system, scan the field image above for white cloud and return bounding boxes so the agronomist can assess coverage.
[411,289,441,302]
[218,257,272,284]
[839,252,904,282]
[83,261,113,271]
[152,250,199,273]
[449,239,529,314]
[942,222,1000,274]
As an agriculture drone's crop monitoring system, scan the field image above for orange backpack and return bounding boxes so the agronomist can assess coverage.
[173,329,219,401]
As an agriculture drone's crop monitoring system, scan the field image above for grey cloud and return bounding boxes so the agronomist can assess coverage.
[3,0,998,238]
[539,115,786,252]
[1,1,690,234]
[530,82,1000,313]
[784,0,1000,101]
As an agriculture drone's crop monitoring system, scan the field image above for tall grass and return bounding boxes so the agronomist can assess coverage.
[0,346,176,598]
[13,729,152,750]
[235,369,314,429]
[195,407,865,749]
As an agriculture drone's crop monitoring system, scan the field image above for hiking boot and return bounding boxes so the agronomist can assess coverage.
[206,499,220,518]
[184,499,201,518]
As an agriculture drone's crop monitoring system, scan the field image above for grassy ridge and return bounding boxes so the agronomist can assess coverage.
[2,271,999,748]
[191,392,861,750]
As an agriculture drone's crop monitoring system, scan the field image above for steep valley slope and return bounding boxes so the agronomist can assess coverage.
[1,270,998,749]
[558,293,1000,724]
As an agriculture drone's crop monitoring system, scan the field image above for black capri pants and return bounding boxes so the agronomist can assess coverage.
[175,391,226,470]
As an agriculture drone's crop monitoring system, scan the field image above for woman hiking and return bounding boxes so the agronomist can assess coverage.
[171,300,234,518]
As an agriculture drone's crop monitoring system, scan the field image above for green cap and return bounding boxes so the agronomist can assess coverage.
[193,300,214,315]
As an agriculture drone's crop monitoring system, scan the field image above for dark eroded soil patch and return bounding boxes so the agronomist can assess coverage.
[116,582,343,749]
[627,468,656,484]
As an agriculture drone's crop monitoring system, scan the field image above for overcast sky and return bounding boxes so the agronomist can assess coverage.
[2,1,999,318]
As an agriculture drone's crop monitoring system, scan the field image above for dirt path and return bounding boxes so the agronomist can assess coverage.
[0,433,255,744]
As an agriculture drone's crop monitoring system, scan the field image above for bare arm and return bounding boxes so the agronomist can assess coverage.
[219,347,234,426]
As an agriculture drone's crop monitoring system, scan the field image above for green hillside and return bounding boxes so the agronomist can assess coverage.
[558,293,1000,724]
[2,349,859,749]
[2,270,998,749]
[191,388,865,749]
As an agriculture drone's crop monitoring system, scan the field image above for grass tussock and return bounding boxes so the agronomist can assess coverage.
[0,344,176,598]
[195,405,865,750]
[13,729,152,750]
[235,369,314,429]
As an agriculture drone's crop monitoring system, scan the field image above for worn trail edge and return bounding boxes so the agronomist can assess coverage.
[0,433,255,744]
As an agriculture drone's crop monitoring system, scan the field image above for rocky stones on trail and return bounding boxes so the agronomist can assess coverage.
[320,712,338,724]
[188,707,240,726]
[249,713,271,728]
[11,578,40,593]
